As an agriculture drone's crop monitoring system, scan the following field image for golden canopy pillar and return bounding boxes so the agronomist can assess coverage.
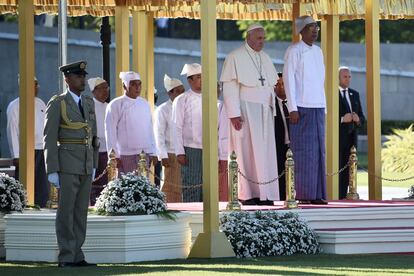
[18,0,35,205]
[115,5,130,97]
[365,0,382,200]
[188,0,235,258]
[321,15,340,200]
[132,10,155,109]
[291,1,305,43]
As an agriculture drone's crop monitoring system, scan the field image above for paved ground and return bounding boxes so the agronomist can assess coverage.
[358,186,410,200]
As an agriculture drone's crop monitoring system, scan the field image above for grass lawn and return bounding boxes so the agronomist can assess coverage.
[1,254,413,276]
[357,171,414,189]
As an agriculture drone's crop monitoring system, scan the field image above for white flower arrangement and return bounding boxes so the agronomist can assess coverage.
[95,172,168,216]
[220,211,321,258]
[0,173,27,213]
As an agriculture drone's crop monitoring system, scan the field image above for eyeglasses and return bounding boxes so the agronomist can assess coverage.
[306,23,320,31]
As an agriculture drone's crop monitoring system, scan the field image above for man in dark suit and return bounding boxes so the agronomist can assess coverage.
[44,61,99,267]
[274,72,290,201]
[338,66,365,199]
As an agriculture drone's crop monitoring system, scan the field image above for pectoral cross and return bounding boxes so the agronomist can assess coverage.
[259,75,265,86]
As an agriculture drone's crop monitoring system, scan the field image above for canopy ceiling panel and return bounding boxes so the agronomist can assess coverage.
[0,0,413,19]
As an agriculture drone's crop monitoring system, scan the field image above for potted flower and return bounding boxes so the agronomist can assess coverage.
[220,211,321,258]
[0,172,27,257]
[0,172,27,214]
[95,172,169,216]
[78,172,192,263]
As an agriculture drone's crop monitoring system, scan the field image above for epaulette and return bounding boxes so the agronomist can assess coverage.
[48,93,65,105]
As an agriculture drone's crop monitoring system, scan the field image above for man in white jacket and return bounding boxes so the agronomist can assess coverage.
[7,76,49,207]
[154,74,185,202]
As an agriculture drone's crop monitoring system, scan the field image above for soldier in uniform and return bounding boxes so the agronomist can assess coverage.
[43,61,99,267]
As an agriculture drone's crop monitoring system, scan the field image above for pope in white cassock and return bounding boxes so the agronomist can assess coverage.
[105,71,157,174]
[172,63,203,202]
[154,74,185,202]
[220,23,279,205]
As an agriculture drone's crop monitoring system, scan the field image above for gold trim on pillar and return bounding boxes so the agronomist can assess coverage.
[321,15,339,200]
[18,1,35,205]
[365,0,382,200]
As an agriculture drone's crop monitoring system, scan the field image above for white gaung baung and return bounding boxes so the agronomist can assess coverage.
[105,72,156,159]
[220,31,279,201]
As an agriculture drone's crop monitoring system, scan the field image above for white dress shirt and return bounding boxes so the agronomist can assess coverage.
[276,97,290,145]
[105,95,156,158]
[93,98,108,152]
[339,86,353,112]
[217,100,229,160]
[172,89,202,155]
[6,97,46,158]
[283,40,326,112]
[154,99,175,160]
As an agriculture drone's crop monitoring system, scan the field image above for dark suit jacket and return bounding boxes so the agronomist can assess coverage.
[339,88,365,146]
[338,88,365,198]
[274,98,289,200]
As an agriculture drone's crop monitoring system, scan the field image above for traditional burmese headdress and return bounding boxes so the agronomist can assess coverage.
[119,71,140,89]
[87,77,107,91]
[180,63,202,78]
[295,15,316,35]
[164,74,183,92]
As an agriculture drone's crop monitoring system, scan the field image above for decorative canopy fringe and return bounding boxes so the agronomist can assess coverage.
[0,0,413,20]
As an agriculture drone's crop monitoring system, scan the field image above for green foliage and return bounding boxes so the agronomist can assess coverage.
[237,19,414,43]
[359,120,413,135]
[237,20,292,41]
[382,124,414,174]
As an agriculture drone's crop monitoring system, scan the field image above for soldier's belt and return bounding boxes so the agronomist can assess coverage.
[59,138,90,145]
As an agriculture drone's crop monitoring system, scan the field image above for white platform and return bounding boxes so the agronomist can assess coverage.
[4,210,192,263]
[186,205,414,254]
[318,227,414,254]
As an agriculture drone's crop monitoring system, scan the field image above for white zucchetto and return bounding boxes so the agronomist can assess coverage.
[180,63,202,78]
[164,74,183,92]
[246,23,264,33]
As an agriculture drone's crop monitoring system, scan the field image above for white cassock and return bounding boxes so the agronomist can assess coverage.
[6,97,46,158]
[172,89,203,154]
[154,99,175,159]
[105,95,156,157]
[217,100,229,161]
[220,42,279,201]
[93,98,108,153]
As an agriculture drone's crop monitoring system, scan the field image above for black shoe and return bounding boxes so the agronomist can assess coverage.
[58,262,76,268]
[75,260,97,267]
[240,198,259,205]
[311,199,328,205]
[258,200,274,206]
[298,200,312,204]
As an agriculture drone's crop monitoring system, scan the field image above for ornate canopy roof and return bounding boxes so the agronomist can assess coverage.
[0,0,413,20]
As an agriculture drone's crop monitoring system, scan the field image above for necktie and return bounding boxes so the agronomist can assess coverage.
[282,100,289,119]
[282,100,290,136]
[78,99,85,118]
[342,90,352,113]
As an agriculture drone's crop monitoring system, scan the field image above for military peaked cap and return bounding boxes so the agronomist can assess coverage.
[59,60,88,75]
